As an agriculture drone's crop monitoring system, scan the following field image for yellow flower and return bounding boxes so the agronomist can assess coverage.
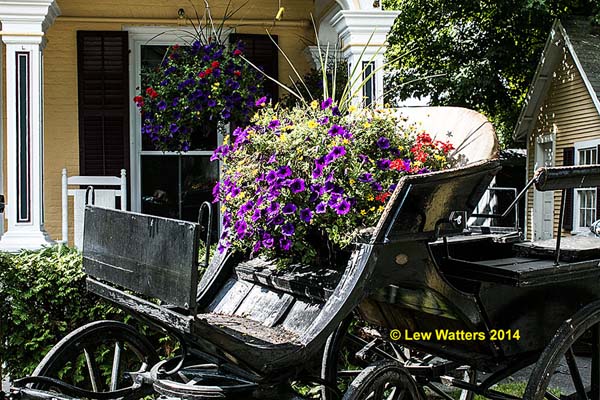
[370,206,376,211]
[238,191,246,199]
[221,205,226,213]
[342,139,350,145]
[308,120,318,129]
[223,135,229,144]
[397,146,403,151]
[360,209,367,216]
[213,82,220,87]
[367,195,375,201]
[434,154,444,161]
[349,178,355,185]
[363,122,372,128]
[311,100,319,109]
[349,105,357,113]
[378,206,385,213]
[280,133,286,141]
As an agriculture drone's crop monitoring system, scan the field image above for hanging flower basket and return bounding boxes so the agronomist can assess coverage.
[134,40,265,152]
[211,99,455,268]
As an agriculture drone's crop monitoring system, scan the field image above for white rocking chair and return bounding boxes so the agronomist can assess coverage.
[61,168,127,249]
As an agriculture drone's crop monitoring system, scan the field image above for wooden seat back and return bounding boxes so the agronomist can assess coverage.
[82,206,201,312]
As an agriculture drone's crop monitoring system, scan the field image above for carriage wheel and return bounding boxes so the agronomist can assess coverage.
[524,300,600,400]
[30,320,159,399]
[342,360,421,400]
[321,315,474,400]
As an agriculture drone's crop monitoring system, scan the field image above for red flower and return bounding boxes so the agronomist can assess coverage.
[233,49,242,56]
[417,132,432,145]
[145,87,158,99]
[205,68,213,75]
[211,61,220,69]
[437,141,454,154]
[234,70,242,77]
[198,71,206,78]
[415,151,428,163]
[173,44,179,50]
[390,159,403,171]
[133,95,144,107]
[375,192,390,203]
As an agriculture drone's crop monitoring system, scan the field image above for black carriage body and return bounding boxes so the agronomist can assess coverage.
[80,159,600,387]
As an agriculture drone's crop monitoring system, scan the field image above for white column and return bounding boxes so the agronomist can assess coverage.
[330,9,399,107]
[0,0,60,251]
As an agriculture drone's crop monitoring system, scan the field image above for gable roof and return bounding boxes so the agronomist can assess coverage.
[513,17,600,140]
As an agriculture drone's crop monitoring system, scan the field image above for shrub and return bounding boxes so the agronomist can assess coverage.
[0,246,122,377]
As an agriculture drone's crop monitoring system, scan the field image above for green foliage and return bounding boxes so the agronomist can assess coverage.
[0,246,122,377]
[383,0,599,148]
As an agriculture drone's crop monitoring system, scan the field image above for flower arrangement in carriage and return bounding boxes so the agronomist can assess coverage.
[211,86,456,267]
[133,23,266,152]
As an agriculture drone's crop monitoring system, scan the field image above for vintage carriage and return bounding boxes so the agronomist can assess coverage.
[8,107,600,400]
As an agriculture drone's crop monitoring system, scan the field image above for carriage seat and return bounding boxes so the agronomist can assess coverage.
[513,236,600,262]
[442,255,600,287]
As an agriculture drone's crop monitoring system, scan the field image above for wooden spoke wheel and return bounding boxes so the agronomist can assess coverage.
[525,300,600,400]
[321,315,474,400]
[30,320,159,399]
[342,361,421,400]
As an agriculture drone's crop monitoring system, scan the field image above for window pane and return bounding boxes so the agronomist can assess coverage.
[181,156,219,222]
[141,155,179,219]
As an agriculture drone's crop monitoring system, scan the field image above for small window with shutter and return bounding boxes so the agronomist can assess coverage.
[571,140,600,231]
[77,31,130,180]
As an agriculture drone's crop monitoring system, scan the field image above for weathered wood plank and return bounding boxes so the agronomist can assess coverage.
[206,278,254,315]
[83,206,200,311]
[282,300,322,335]
[87,277,194,333]
[234,286,294,326]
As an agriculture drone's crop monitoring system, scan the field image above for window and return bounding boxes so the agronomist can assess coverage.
[574,140,600,231]
[130,28,279,224]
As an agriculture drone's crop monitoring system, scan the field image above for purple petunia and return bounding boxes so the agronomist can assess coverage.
[281,223,295,236]
[377,159,391,170]
[279,237,292,251]
[267,202,280,215]
[277,165,292,179]
[377,137,390,150]
[262,233,274,248]
[268,119,280,129]
[300,208,313,223]
[358,173,374,183]
[266,170,277,184]
[157,100,167,111]
[336,199,351,215]
[321,97,333,109]
[255,96,268,107]
[371,182,383,192]
[235,220,248,238]
[328,124,346,137]
[290,178,306,194]
[271,215,284,225]
[282,203,297,215]
[251,208,262,222]
[315,202,327,214]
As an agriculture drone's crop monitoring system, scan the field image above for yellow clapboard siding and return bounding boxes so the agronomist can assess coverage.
[526,51,600,239]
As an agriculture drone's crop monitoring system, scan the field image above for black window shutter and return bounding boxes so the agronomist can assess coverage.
[563,147,575,231]
[77,31,129,178]
[229,34,279,102]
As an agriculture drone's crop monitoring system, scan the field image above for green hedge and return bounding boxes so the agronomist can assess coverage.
[0,246,122,377]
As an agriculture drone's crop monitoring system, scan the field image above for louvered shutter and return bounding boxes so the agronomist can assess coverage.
[563,147,575,231]
[77,31,129,177]
[230,34,279,101]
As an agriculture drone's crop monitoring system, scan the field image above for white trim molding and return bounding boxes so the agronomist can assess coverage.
[0,0,59,251]
[329,9,399,107]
